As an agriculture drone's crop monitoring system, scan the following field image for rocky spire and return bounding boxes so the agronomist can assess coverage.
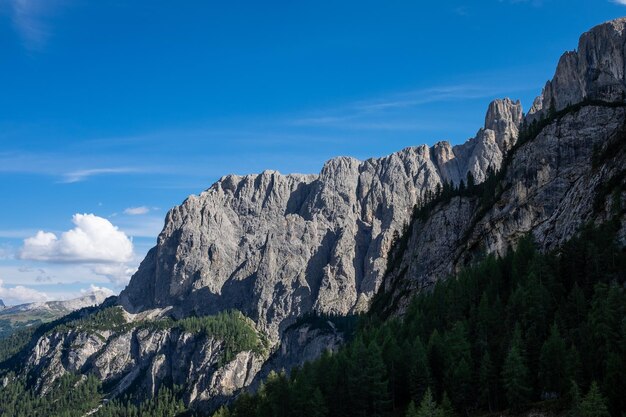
[528,17,626,120]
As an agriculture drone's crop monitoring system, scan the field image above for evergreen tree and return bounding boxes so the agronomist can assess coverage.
[502,334,531,410]
[406,401,418,417]
[478,351,496,411]
[409,336,431,404]
[415,388,439,417]
[539,323,568,397]
[427,330,446,398]
[578,382,610,417]
[438,392,456,417]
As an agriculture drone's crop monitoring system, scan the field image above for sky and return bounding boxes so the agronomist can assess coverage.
[0,0,624,305]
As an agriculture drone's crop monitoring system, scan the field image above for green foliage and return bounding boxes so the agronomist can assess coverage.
[502,337,531,411]
[539,323,568,396]
[51,306,128,336]
[0,373,102,417]
[172,310,268,364]
[0,371,190,417]
[97,385,189,417]
[0,326,37,363]
[223,221,626,417]
[413,388,438,417]
[577,382,610,417]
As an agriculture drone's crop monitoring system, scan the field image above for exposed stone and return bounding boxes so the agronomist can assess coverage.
[528,17,626,120]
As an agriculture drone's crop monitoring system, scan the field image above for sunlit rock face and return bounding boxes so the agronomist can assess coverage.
[119,98,521,340]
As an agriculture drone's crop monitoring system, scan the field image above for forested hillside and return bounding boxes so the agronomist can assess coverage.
[0,221,623,417]
[216,219,626,417]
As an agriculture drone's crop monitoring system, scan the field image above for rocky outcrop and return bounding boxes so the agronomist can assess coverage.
[528,17,626,119]
[26,317,265,412]
[119,98,522,342]
[383,103,626,310]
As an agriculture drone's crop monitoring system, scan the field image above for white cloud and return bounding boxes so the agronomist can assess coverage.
[612,0,626,5]
[19,213,134,263]
[0,279,48,305]
[124,206,150,215]
[81,284,115,297]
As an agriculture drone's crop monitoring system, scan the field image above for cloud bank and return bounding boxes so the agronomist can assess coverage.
[0,279,48,304]
[20,214,134,263]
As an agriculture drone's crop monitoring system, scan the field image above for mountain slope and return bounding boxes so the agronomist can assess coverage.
[0,291,112,339]
[1,17,625,416]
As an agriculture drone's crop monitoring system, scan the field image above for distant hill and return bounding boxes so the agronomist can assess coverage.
[0,290,111,339]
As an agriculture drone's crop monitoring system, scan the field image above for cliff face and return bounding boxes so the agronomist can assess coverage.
[119,98,521,340]
[382,103,626,310]
[529,17,626,119]
[16,17,626,413]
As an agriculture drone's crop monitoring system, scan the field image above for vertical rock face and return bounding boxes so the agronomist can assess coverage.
[529,17,626,119]
[383,104,626,310]
[119,98,522,340]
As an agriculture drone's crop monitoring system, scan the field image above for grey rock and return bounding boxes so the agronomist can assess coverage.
[119,98,522,343]
[384,104,626,311]
[26,316,265,412]
[528,18,626,120]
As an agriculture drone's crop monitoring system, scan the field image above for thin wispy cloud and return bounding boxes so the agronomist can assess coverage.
[612,0,626,5]
[289,83,522,129]
[5,0,65,51]
[0,152,151,182]
[123,206,151,216]
[61,167,141,183]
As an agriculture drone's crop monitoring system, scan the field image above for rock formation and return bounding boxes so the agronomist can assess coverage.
[529,17,626,119]
[119,97,522,341]
[14,17,626,414]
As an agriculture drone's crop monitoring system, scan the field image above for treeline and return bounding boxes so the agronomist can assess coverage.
[144,310,268,365]
[0,373,101,417]
[217,220,626,417]
[173,310,267,364]
[97,386,189,417]
[0,372,191,417]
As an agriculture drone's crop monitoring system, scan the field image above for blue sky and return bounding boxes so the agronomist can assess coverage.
[0,0,624,304]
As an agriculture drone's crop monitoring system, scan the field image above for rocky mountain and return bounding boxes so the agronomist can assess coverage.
[529,17,626,120]
[0,290,112,338]
[119,97,522,341]
[4,17,626,415]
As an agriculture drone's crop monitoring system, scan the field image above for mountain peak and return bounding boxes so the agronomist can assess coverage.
[528,16,626,120]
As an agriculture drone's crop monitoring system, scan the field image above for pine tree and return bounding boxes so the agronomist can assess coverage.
[438,392,456,417]
[502,333,531,411]
[578,382,610,417]
[427,330,446,398]
[415,388,439,417]
[539,323,568,397]
[466,171,475,189]
[444,322,472,408]
[406,401,418,417]
[478,351,496,411]
[409,336,431,404]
